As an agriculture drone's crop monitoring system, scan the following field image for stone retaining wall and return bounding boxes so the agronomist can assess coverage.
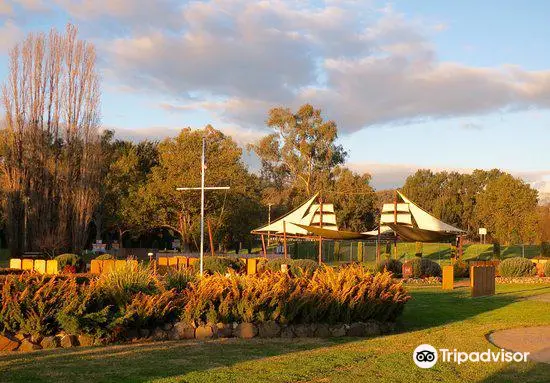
[0,320,396,352]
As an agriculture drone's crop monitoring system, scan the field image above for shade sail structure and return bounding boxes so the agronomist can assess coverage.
[293,223,367,240]
[251,193,339,236]
[380,191,464,242]
[362,225,395,238]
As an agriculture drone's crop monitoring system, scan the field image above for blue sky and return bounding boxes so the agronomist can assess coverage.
[0,0,549,196]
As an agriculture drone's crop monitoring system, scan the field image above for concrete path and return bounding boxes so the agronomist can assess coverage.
[488,326,550,364]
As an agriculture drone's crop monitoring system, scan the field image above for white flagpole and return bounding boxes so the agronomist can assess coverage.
[200,137,205,276]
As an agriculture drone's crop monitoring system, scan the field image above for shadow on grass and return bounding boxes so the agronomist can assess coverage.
[0,337,355,383]
[398,285,550,332]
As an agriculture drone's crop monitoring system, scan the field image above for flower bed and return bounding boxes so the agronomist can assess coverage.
[0,264,410,352]
[496,276,550,284]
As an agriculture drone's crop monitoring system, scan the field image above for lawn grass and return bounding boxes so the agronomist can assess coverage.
[1,284,549,382]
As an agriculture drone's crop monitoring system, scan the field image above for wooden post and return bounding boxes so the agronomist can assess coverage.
[318,197,323,266]
[207,219,215,257]
[283,220,288,259]
[458,235,463,262]
[261,234,267,257]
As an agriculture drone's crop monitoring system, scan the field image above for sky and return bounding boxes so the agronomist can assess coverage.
[0,0,549,198]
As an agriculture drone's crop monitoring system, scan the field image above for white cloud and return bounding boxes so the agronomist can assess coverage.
[0,0,13,15]
[106,124,265,147]
[78,0,550,133]
[0,19,23,53]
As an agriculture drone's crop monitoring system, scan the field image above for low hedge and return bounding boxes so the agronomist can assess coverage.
[193,256,245,275]
[0,264,410,342]
[545,262,550,277]
[497,257,536,277]
[405,258,442,278]
[55,253,81,273]
[376,259,403,277]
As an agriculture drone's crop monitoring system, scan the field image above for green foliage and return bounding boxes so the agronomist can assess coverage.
[376,259,403,277]
[117,290,184,331]
[498,257,536,277]
[98,262,159,305]
[263,258,290,272]
[250,104,347,197]
[57,279,118,339]
[95,254,114,260]
[541,242,550,257]
[331,167,377,232]
[163,267,196,291]
[453,261,469,278]
[263,258,318,276]
[544,262,550,277]
[126,126,262,252]
[290,259,319,277]
[381,252,391,260]
[405,258,442,278]
[414,242,423,257]
[182,265,410,326]
[402,169,539,243]
[0,274,68,336]
[0,264,410,339]
[55,253,80,269]
[193,256,245,275]
[492,242,501,258]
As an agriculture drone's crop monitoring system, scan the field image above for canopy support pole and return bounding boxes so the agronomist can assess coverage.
[207,219,215,257]
[376,226,381,263]
[261,234,267,257]
[283,221,288,259]
[318,197,323,265]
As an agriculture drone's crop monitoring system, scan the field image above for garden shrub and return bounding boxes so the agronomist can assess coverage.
[492,242,501,258]
[544,262,550,277]
[264,258,290,272]
[405,258,442,278]
[290,259,319,277]
[55,253,80,271]
[0,268,24,275]
[117,290,184,332]
[182,265,410,326]
[164,267,196,291]
[0,274,68,336]
[95,254,114,260]
[193,256,245,275]
[498,257,536,277]
[0,264,412,340]
[376,259,403,277]
[57,279,119,339]
[453,261,469,278]
[98,262,159,305]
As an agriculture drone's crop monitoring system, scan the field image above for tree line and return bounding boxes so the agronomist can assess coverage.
[0,25,545,256]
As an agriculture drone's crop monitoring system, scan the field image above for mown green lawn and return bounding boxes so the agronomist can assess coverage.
[1,284,549,382]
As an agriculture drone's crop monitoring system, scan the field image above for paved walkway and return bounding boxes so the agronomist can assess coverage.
[488,326,550,364]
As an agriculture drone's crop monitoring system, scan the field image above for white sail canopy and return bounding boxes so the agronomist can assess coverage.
[252,193,338,236]
[380,191,464,242]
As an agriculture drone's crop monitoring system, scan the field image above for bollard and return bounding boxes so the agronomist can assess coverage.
[442,265,454,290]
